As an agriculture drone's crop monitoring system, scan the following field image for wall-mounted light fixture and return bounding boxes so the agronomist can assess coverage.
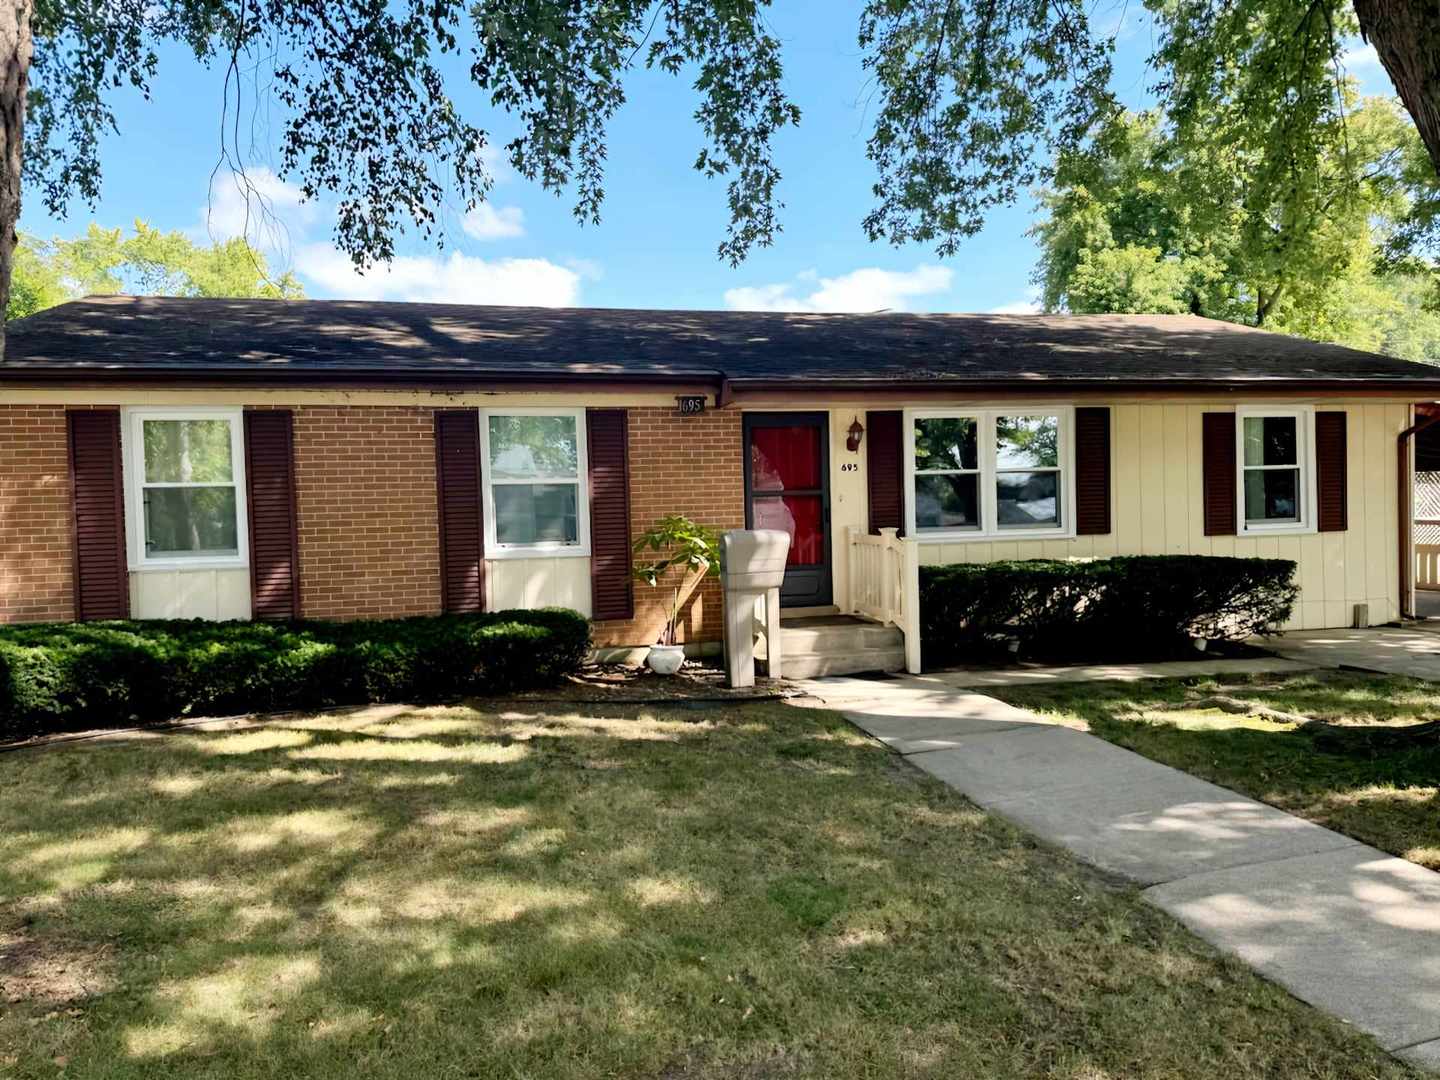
[847,415,865,452]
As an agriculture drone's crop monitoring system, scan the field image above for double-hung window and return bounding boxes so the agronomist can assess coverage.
[480,408,591,558]
[1238,406,1315,533]
[912,415,982,531]
[125,408,248,568]
[907,408,1073,539]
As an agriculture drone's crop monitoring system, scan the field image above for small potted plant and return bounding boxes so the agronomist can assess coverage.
[632,514,720,675]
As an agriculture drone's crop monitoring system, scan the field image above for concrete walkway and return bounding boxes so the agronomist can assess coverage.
[796,674,1440,1070]
[1267,627,1440,681]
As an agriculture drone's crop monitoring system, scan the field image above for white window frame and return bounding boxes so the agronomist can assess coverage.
[904,406,1076,542]
[478,406,591,560]
[122,406,249,571]
[1236,405,1318,536]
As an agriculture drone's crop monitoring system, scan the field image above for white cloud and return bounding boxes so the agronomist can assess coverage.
[479,144,515,185]
[989,289,1042,315]
[461,203,525,241]
[200,166,316,248]
[295,244,582,306]
[724,265,954,313]
[1341,42,1382,70]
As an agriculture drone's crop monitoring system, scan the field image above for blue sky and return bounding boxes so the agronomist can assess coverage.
[18,2,1395,314]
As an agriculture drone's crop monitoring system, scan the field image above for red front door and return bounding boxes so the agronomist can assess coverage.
[744,412,832,607]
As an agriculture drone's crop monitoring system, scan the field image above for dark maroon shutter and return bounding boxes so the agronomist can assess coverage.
[867,410,905,535]
[1202,412,1238,536]
[67,409,129,621]
[244,410,301,620]
[1316,411,1348,532]
[434,410,484,613]
[587,408,634,621]
[1074,407,1112,535]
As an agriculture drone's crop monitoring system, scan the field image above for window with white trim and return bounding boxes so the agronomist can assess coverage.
[125,408,248,567]
[480,408,591,557]
[908,408,1073,539]
[1238,407,1315,533]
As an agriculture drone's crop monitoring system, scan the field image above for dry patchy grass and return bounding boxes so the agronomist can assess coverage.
[0,698,1420,1078]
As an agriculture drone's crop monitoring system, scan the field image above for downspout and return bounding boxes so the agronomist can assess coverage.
[1396,406,1440,620]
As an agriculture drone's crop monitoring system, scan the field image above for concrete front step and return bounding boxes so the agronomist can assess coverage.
[777,616,906,678]
[782,648,908,680]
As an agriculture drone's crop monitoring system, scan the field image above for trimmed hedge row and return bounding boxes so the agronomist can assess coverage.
[0,608,591,739]
[920,556,1298,668]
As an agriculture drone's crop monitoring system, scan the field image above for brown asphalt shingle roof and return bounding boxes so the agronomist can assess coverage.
[4,294,1439,389]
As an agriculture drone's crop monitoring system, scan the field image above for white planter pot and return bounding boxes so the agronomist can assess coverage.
[646,644,686,675]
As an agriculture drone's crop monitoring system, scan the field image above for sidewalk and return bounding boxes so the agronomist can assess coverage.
[794,674,1440,1071]
[1265,627,1440,681]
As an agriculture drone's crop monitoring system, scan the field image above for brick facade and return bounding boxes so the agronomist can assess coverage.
[592,405,746,648]
[292,405,443,620]
[0,405,75,623]
[0,400,744,641]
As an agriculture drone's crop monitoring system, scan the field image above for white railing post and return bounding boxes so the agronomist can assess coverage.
[901,537,921,674]
[879,527,898,622]
[844,525,857,615]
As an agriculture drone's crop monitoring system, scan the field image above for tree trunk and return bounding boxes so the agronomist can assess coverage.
[0,0,32,359]
[1353,0,1440,176]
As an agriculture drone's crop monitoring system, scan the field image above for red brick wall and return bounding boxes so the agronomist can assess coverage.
[292,405,442,620]
[593,406,745,647]
[0,401,745,638]
[0,405,75,623]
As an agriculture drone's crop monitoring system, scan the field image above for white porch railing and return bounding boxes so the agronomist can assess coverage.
[844,526,922,673]
[1416,539,1440,592]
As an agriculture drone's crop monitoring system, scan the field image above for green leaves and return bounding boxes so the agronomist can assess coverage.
[632,515,720,647]
[6,222,301,321]
[632,514,721,584]
[1032,95,1440,358]
[27,1,799,275]
[860,0,1118,255]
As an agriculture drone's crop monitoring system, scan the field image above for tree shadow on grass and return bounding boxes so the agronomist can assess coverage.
[998,672,1440,870]
[0,699,1423,1079]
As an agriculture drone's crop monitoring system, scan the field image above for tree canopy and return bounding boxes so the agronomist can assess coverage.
[7,221,302,321]
[2,0,1439,354]
[1032,98,1440,360]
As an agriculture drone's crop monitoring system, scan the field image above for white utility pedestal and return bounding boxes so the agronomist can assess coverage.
[721,529,790,688]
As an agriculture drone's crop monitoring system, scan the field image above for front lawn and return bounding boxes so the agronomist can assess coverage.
[991,671,1440,871]
[0,699,1419,1078]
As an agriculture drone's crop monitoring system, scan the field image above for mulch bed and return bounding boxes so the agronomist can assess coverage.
[503,661,797,704]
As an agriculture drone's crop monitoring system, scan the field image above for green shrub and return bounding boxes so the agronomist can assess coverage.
[0,608,590,740]
[919,556,1298,668]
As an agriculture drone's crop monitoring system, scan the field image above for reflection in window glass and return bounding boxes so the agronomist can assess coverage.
[144,488,239,557]
[488,415,579,479]
[1242,415,1303,525]
[996,472,1059,528]
[911,412,1068,535]
[914,474,980,530]
[137,416,241,561]
[1243,416,1297,467]
[914,417,977,471]
[143,420,233,483]
[494,483,579,545]
[1245,469,1300,524]
[995,416,1059,469]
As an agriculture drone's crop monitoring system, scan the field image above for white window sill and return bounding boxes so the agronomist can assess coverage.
[484,545,591,561]
[130,559,250,573]
[1238,524,1316,538]
[916,529,1076,544]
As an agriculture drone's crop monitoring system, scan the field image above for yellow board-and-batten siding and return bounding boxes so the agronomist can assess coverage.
[897,402,1407,630]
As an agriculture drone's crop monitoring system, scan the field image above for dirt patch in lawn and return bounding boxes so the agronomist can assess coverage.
[0,931,112,1008]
